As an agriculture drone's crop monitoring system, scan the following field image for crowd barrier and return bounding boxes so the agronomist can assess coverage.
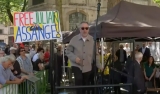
[0,70,48,94]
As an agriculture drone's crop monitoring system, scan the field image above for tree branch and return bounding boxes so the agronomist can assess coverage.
[21,0,28,12]
[6,1,13,23]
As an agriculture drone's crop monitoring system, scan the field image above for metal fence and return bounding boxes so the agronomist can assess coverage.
[0,70,48,94]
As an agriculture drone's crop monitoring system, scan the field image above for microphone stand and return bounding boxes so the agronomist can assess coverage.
[93,0,101,94]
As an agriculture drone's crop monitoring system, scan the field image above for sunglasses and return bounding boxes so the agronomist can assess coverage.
[20,49,25,52]
[81,27,89,30]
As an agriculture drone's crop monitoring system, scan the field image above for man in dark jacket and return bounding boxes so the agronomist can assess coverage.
[138,42,151,62]
[128,52,146,94]
[116,45,127,64]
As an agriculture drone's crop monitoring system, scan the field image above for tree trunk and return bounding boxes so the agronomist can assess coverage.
[106,0,121,54]
[56,0,64,31]
[6,0,28,24]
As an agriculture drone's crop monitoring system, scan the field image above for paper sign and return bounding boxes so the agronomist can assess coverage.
[13,11,62,43]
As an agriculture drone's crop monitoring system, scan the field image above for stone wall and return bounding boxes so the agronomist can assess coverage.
[27,0,157,31]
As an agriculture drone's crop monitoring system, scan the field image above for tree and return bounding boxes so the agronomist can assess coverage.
[0,0,28,25]
[153,0,160,6]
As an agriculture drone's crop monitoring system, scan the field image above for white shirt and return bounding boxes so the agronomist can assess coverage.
[30,48,36,58]
[155,68,160,78]
[142,47,146,54]
[82,37,86,42]
[148,45,154,56]
[124,47,130,56]
[32,53,39,62]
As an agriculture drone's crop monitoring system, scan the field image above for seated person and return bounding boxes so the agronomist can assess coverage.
[33,53,45,71]
[144,56,156,88]
[0,56,26,86]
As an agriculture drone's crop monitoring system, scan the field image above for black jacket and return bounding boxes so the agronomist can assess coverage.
[138,47,151,61]
[133,60,146,93]
[116,49,127,62]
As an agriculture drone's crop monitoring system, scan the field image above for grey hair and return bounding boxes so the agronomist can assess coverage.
[79,21,89,28]
[135,52,143,60]
[0,55,15,64]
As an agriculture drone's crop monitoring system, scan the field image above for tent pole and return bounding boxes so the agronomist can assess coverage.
[92,0,101,94]
[101,38,104,68]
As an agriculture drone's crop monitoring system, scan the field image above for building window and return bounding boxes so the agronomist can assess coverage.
[0,29,3,34]
[8,36,14,46]
[69,12,86,30]
[10,27,14,34]
[32,0,44,5]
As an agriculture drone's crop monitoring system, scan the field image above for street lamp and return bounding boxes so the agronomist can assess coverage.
[92,0,101,94]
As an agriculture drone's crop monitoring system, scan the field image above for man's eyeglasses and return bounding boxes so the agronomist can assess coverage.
[81,27,89,30]
[20,50,25,52]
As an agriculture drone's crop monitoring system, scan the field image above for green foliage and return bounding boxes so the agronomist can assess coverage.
[153,0,160,6]
[0,0,28,25]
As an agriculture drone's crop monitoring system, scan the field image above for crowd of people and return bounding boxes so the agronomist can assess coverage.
[0,21,160,94]
[113,42,160,94]
[0,43,52,89]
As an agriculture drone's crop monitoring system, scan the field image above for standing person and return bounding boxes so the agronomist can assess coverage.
[133,52,146,94]
[135,45,140,52]
[33,53,45,71]
[138,42,151,62]
[0,56,25,85]
[24,45,30,59]
[56,44,63,86]
[9,47,17,59]
[124,43,130,57]
[144,56,156,88]
[44,47,50,63]
[110,56,122,94]
[32,47,44,63]
[4,45,10,55]
[29,44,36,58]
[16,47,33,75]
[66,22,103,94]
[116,45,127,64]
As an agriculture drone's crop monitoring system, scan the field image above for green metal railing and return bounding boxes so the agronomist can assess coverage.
[0,70,48,94]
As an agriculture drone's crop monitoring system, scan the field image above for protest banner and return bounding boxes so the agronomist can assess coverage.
[13,11,62,43]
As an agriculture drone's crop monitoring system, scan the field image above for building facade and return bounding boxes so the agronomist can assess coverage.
[27,0,157,31]
[0,24,14,45]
